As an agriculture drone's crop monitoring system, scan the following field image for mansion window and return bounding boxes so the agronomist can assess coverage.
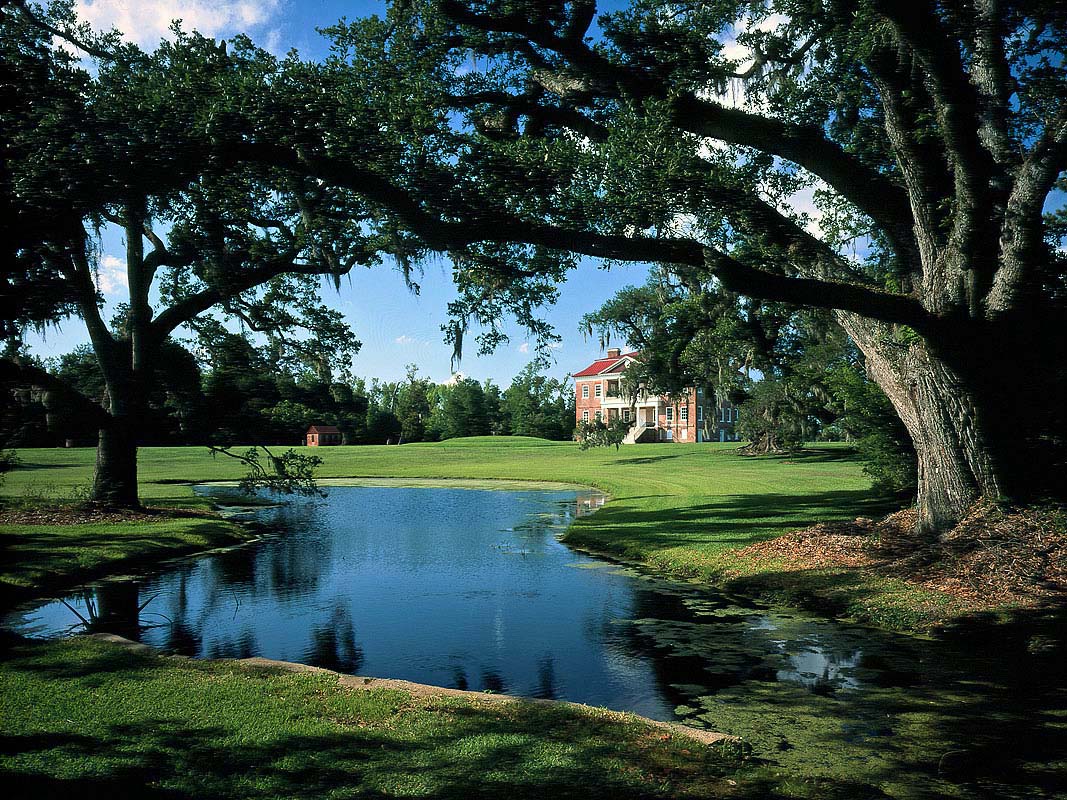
[622,409,631,422]
[595,410,602,421]
[666,407,674,422]
[582,410,590,422]
[680,406,688,423]
[582,384,589,399]
[595,383,602,397]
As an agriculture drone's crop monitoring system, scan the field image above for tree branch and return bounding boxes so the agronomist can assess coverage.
[438,1,918,263]
[6,0,117,60]
[986,108,1067,314]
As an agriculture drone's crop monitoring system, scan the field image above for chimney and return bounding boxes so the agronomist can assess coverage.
[606,347,621,358]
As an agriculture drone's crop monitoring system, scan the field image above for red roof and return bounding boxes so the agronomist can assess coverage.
[573,352,640,378]
[307,425,341,434]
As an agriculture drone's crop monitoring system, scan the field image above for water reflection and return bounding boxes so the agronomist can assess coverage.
[305,605,364,673]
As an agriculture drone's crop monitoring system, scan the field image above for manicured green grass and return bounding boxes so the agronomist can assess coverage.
[2,440,924,626]
[0,636,754,799]
[0,517,249,608]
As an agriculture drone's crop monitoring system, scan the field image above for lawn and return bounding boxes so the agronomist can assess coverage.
[0,635,755,800]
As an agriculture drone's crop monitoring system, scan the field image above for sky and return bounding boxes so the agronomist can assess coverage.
[27,0,643,385]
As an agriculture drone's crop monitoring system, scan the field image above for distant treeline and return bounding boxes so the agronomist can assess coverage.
[1,333,575,447]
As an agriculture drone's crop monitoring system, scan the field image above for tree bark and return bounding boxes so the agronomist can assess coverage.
[92,416,140,508]
[837,312,1014,537]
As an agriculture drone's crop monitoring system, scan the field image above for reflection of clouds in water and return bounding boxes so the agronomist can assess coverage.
[778,646,863,691]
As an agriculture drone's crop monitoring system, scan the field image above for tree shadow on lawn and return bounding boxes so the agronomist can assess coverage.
[573,490,900,554]
[0,664,780,800]
[765,448,860,464]
[610,454,689,466]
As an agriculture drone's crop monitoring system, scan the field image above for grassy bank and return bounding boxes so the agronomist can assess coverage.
[3,438,952,629]
[0,513,250,609]
[0,635,754,799]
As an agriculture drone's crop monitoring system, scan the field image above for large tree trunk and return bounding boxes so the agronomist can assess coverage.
[92,416,140,508]
[838,313,1008,536]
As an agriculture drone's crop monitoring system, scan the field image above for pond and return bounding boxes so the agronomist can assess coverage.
[5,485,1065,796]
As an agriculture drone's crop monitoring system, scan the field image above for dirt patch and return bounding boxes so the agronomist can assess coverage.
[0,505,217,526]
[735,502,1067,610]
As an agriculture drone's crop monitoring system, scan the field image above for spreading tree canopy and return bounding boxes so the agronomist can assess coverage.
[1,3,397,504]
[5,1,1067,533]
[247,0,1064,535]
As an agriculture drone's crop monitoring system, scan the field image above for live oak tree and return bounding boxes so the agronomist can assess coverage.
[1,5,374,506]
[7,2,1066,533]
[269,0,1065,535]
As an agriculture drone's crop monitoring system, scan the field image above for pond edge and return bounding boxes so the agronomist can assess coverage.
[86,632,736,748]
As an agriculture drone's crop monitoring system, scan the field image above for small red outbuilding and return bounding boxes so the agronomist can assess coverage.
[306,425,342,446]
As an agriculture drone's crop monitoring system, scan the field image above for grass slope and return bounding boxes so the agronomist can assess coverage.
[0,517,248,608]
[0,636,754,799]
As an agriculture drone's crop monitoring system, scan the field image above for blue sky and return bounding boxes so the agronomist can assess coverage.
[31,0,644,384]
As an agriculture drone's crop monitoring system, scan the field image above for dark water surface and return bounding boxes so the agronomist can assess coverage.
[5,485,1065,797]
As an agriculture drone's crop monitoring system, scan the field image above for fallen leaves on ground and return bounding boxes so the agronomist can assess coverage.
[735,502,1067,610]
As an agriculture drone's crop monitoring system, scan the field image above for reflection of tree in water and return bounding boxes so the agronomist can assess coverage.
[779,647,864,695]
[209,543,260,589]
[481,669,506,693]
[63,583,165,641]
[451,667,469,691]
[205,629,257,660]
[532,655,558,700]
[266,534,330,600]
[304,605,364,674]
[163,619,200,657]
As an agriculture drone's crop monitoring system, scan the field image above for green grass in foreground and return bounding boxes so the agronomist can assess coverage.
[2,438,943,628]
[0,636,759,800]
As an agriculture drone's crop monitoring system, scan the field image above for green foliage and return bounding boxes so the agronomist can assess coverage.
[736,380,808,454]
[262,400,322,443]
[501,363,575,440]
[395,365,432,443]
[210,445,325,498]
[0,448,18,485]
[825,363,916,496]
[575,418,629,451]
[426,378,497,440]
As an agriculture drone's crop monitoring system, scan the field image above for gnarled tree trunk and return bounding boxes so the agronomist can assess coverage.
[840,313,1024,539]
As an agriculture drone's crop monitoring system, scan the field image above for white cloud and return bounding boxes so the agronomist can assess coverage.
[394,334,416,345]
[94,254,127,295]
[518,342,530,354]
[74,0,283,49]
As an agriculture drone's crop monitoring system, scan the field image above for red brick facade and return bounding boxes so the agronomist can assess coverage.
[574,350,740,443]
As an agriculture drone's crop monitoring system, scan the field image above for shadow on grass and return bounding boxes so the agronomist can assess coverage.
[610,454,688,466]
[0,641,789,800]
[570,490,900,555]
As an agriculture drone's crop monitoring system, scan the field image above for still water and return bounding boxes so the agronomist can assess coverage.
[5,485,1065,796]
